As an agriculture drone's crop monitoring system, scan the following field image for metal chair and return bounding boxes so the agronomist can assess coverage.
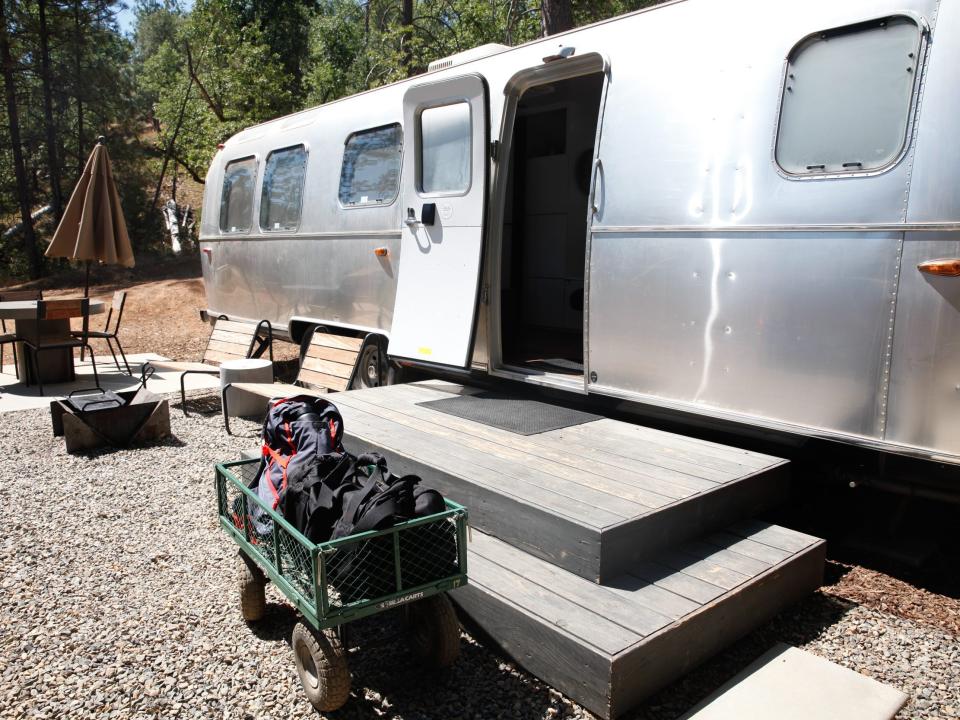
[21,298,100,396]
[0,289,42,378]
[76,290,131,374]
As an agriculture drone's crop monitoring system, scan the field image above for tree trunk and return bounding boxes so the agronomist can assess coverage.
[171,150,206,185]
[152,74,195,209]
[401,0,414,77]
[1,2,42,278]
[74,0,85,179]
[185,43,224,121]
[38,0,64,221]
[540,0,574,36]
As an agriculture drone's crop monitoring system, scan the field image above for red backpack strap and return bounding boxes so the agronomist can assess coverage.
[261,444,292,507]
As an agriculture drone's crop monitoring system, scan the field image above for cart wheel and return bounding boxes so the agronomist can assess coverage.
[404,593,461,669]
[238,553,266,622]
[291,621,351,712]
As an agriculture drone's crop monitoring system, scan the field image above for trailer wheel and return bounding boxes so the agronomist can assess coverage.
[238,552,266,622]
[291,622,351,712]
[353,341,383,389]
[404,594,461,669]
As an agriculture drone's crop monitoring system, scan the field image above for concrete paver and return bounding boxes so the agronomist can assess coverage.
[679,643,908,720]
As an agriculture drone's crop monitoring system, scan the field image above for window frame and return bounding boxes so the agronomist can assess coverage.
[772,13,929,181]
[258,143,309,233]
[337,123,404,210]
[416,100,474,198]
[219,154,259,235]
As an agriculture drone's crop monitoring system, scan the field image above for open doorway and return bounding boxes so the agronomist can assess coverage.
[499,71,604,377]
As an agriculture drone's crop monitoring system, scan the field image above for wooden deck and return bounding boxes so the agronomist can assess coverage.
[456,524,825,719]
[336,381,790,582]
[332,380,824,718]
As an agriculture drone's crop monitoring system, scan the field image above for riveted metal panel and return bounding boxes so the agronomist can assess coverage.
[587,232,901,438]
[906,0,960,223]
[594,0,939,230]
[886,235,960,456]
[201,234,401,335]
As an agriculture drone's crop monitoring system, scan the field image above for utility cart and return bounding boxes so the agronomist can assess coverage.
[216,458,469,711]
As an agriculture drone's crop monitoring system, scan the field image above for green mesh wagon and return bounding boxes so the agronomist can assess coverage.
[215,458,468,711]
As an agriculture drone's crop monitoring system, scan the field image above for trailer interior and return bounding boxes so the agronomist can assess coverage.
[499,71,604,378]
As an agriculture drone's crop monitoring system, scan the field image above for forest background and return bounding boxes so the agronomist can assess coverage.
[0,0,657,281]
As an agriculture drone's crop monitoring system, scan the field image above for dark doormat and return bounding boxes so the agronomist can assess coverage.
[417,392,603,435]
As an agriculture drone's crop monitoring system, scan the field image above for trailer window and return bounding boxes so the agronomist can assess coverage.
[338,124,402,207]
[420,102,471,194]
[259,145,307,232]
[776,16,922,176]
[219,156,256,233]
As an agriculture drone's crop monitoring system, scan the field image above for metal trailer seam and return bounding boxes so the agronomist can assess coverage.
[882,0,943,439]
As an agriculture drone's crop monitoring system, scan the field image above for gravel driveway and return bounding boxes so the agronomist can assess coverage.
[1,398,956,719]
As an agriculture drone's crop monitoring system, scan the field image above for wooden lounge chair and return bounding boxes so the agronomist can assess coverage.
[220,328,376,434]
[143,318,273,415]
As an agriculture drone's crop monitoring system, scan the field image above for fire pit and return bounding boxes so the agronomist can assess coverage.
[50,386,171,452]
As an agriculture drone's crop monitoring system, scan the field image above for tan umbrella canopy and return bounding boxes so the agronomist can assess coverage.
[46,137,134,295]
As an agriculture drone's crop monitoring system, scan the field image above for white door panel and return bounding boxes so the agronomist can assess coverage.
[388,74,488,366]
[388,226,484,362]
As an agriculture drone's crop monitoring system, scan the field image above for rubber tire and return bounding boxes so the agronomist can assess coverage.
[238,553,266,623]
[291,622,351,712]
[404,594,461,669]
[352,340,382,390]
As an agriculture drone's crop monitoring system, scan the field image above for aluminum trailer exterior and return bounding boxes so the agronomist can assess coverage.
[199,0,960,465]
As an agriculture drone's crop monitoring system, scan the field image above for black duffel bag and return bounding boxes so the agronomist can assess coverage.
[327,453,453,603]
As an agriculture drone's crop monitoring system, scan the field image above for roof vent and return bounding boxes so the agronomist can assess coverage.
[428,43,510,72]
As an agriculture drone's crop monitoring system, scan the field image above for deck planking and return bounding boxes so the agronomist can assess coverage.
[337,381,790,582]
[455,524,826,719]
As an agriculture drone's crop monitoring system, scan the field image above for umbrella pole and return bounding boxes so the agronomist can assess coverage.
[80,259,92,362]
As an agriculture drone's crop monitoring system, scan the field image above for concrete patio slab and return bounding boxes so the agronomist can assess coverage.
[679,643,908,720]
[0,353,221,413]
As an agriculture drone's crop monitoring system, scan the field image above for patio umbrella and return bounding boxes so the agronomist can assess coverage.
[45,137,134,296]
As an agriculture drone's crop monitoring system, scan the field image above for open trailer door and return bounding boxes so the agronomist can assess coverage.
[387,74,488,367]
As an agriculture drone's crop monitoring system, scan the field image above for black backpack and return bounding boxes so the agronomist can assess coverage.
[250,395,344,537]
[280,451,354,544]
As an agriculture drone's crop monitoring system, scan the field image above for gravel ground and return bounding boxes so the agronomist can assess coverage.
[1,397,957,720]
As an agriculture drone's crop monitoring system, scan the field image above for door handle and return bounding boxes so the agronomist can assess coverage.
[918,259,960,277]
[591,157,603,215]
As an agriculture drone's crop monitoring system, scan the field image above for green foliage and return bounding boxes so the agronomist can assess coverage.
[142,0,294,176]
[303,0,543,104]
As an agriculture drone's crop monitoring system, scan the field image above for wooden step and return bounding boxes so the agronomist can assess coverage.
[452,523,825,720]
[337,382,790,582]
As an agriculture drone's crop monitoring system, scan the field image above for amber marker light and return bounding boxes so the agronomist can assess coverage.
[374,247,389,257]
[918,259,960,277]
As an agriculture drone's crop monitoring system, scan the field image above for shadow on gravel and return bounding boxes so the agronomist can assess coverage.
[248,602,299,643]
[624,591,855,720]
[241,609,570,720]
[175,394,223,416]
[63,433,187,458]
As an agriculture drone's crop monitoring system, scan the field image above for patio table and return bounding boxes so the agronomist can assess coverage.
[0,299,106,385]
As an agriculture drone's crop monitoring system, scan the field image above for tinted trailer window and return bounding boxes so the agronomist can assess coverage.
[338,124,402,207]
[219,156,257,233]
[260,145,307,231]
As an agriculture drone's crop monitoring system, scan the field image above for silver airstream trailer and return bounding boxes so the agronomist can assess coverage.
[199,0,960,467]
